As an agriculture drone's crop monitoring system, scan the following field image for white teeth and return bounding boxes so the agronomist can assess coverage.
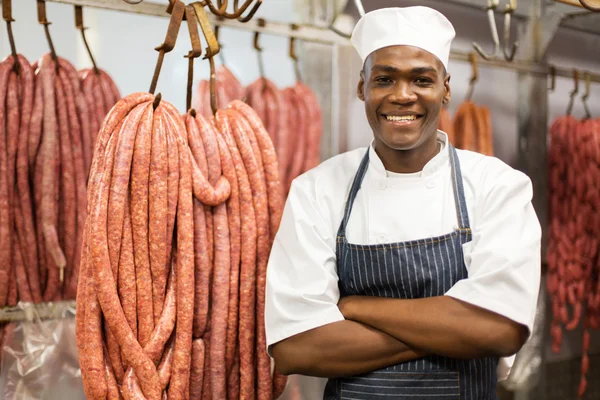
[386,115,417,121]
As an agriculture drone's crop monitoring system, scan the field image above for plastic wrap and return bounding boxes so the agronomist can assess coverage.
[0,302,84,400]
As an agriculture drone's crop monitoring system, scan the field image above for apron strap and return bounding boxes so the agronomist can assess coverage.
[449,145,471,230]
[337,149,370,237]
[337,144,471,238]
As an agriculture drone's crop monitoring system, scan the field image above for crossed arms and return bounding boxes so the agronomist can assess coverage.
[271,295,528,379]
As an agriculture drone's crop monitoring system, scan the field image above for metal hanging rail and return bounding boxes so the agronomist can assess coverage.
[44,0,600,84]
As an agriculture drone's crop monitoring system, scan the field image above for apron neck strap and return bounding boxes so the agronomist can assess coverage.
[337,144,471,238]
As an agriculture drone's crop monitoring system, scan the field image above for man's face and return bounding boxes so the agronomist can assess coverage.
[358,45,451,152]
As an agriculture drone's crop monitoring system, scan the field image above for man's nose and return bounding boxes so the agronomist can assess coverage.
[388,82,417,104]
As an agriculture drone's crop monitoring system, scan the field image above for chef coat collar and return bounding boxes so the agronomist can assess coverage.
[368,131,450,178]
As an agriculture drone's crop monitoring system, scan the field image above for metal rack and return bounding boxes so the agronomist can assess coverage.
[44,0,600,83]
[0,301,76,323]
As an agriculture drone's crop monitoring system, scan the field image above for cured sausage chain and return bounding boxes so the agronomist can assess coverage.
[196,71,323,195]
[547,116,600,399]
[78,91,287,399]
[0,52,119,313]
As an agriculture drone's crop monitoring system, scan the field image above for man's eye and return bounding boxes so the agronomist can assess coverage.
[416,77,433,84]
[375,77,392,83]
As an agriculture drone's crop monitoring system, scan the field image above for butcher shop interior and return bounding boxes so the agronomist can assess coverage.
[0,0,599,399]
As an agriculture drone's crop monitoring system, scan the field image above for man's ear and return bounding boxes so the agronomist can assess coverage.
[442,74,451,105]
[357,72,365,102]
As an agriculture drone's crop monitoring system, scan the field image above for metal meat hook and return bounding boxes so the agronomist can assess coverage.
[472,0,500,60]
[581,72,592,119]
[502,0,519,61]
[566,69,579,116]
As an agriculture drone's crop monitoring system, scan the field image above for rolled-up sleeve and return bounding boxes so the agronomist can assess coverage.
[445,163,542,335]
[265,179,344,351]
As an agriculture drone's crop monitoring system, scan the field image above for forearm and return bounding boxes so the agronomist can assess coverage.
[343,296,527,359]
[271,320,426,378]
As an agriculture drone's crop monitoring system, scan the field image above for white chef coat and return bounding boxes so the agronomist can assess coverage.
[265,131,542,380]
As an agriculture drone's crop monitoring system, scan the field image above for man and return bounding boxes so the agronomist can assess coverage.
[265,6,541,400]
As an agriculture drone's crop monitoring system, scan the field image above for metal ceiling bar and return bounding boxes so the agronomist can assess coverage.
[41,0,600,83]
[0,301,76,322]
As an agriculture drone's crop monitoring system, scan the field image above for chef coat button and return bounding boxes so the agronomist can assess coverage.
[379,182,387,190]
[426,181,436,189]
[377,235,386,243]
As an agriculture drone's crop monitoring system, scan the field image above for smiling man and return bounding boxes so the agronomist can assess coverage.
[265,6,541,400]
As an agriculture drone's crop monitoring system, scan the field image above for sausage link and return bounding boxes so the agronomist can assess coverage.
[0,57,15,306]
[6,71,19,228]
[88,103,162,400]
[264,83,286,185]
[214,126,241,373]
[149,108,169,323]
[210,202,231,399]
[13,232,33,302]
[56,73,77,294]
[92,73,108,135]
[167,117,196,400]
[227,110,272,400]
[58,68,87,299]
[29,73,44,170]
[201,334,212,400]
[297,83,323,171]
[6,265,17,307]
[227,350,241,400]
[158,336,175,390]
[165,119,180,282]
[123,265,177,392]
[99,71,117,114]
[81,72,100,153]
[13,55,40,302]
[286,88,308,192]
[38,54,66,301]
[104,345,123,400]
[105,96,143,312]
[100,70,121,106]
[118,197,137,364]
[59,59,94,175]
[229,100,284,242]
[189,339,206,400]
[192,196,211,338]
[132,105,155,346]
[215,116,257,400]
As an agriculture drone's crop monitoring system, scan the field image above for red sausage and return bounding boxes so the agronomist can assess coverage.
[189,339,206,400]
[215,116,257,400]
[167,114,196,400]
[149,108,169,323]
[58,68,87,300]
[88,102,162,400]
[229,100,285,242]
[0,56,15,306]
[131,105,155,346]
[227,110,272,400]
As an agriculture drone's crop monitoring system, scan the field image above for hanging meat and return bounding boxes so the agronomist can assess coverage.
[245,78,323,190]
[438,106,454,145]
[547,114,600,399]
[194,64,245,119]
[0,50,120,310]
[453,100,494,156]
[76,88,289,398]
[79,68,121,173]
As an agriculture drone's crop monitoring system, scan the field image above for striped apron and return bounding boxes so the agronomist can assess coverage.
[323,145,498,400]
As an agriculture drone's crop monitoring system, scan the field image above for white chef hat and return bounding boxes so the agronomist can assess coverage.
[351,6,456,71]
